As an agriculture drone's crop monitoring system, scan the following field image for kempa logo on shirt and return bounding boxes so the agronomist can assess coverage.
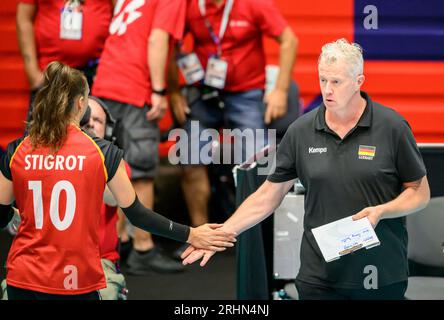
[358,145,376,160]
[308,147,328,154]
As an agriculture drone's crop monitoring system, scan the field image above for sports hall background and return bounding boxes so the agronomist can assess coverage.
[0,0,443,299]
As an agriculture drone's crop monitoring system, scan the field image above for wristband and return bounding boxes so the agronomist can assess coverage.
[152,88,168,96]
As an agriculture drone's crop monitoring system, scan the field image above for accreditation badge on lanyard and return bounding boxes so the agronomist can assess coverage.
[60,0,83,40]
[199,0,234,89]
[177,53,205,85]
[204,56,228,89]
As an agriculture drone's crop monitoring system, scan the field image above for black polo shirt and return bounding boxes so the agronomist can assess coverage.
[268,91,426,289]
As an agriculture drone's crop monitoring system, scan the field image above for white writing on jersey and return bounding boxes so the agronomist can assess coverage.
[24,155,86,171]
[109,0,145,36]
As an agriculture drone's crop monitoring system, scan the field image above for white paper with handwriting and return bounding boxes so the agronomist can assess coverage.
[312,216,380,262]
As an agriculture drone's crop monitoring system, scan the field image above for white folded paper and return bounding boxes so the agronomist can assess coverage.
[312,216,380,262]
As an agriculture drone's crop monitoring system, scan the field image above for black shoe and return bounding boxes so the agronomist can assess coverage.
[172,243,190,261]
[126,246,185,275]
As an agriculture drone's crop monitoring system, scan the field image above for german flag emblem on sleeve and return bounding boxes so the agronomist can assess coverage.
[358,145,376,160]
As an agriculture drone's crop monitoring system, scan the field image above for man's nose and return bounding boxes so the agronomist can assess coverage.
[88,119,94,130]
[325,82,333,95]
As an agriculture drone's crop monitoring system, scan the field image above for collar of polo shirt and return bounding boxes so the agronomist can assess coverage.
[315,91,373,133]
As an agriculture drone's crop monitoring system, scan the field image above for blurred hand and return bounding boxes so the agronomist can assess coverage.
[181,245,216,267]
[352,206,383,228]
[187,223,237,251]
[146,93,168,121]
[7,208,21,236]
[169,91,190,125]
[29,70,44,90]
[264,88,288,124]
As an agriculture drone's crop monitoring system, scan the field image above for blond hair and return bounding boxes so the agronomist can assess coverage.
[318,38,364,77]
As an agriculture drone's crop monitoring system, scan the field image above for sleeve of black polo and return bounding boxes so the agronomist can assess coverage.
[121,196,190,243]
[396,120,427,182]
[267,123,299,183]
[0,204,14,229]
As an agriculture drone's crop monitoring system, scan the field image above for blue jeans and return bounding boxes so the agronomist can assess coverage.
[180,88,267,165]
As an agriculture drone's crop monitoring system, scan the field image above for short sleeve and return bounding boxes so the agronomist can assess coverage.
[267,125,298,183]
[252,0,288,38]
[93,137,124,182]
[0,137,25,181]
[153,0,186,41]
[396,120,427,182]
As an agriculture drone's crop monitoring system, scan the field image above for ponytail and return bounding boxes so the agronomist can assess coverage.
[28,61,87,152]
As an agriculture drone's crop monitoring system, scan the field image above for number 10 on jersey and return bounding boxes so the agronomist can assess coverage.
[28,180,76,231]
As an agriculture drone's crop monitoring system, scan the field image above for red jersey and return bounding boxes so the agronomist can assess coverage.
[99,162,131,263]
[1,125,123,295]
[99,205,119,262]
[92,0,186,107]
[18,0,113,69]
[186,0,288,91]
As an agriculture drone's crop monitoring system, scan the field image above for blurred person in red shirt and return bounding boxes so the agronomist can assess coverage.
[169,0,298,254]
[16,0,114,122]
[92,0,190,274]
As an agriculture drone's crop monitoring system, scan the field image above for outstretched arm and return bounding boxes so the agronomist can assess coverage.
[221,179,295,235]
[107,160,236,250]
[182,179,295,266]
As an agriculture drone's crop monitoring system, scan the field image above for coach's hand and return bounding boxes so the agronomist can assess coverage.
[181,246,216,267]
[187,223,237,251]
[352,206,383,228]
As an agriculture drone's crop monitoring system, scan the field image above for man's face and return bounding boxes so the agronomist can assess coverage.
[318,59,363,112]
[85,99,106,139]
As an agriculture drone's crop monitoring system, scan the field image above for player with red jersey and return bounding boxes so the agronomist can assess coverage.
[0,62,236,299]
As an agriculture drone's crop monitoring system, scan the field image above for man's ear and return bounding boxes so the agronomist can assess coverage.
[356,74,365,88]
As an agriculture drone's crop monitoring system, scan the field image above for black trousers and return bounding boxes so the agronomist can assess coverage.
[295,279,408,300]
[7,285,100,300]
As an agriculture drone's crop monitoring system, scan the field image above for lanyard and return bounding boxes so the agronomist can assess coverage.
[64,0,84,10]
[198,0,234,56]
[66,0,84,5]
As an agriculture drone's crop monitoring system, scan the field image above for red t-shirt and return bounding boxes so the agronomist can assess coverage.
[92,0,186,107]
[186,0,287,91]
[99,204,119,263]
[99,162,131,263]
[18,0,113,69]
[2,125,123,295]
